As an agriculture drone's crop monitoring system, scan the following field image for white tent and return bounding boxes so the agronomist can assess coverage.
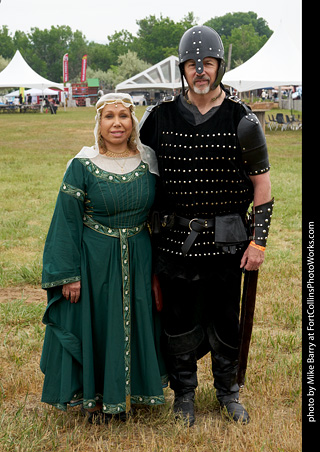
[5,87,60,97]
[116,55,181,92]
[0,50,63,91]
[223,17,302,92]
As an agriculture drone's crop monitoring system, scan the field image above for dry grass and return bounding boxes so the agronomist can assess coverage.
[0,107,301,451]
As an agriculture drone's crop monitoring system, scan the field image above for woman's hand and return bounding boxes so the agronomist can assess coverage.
[62,281,81,303]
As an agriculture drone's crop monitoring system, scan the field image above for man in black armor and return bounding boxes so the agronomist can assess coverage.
[140,25,273,426]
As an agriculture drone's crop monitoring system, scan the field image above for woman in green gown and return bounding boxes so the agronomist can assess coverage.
[40,93,167,423]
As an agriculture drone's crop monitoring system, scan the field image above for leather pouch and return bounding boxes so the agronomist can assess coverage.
[215,213,248,245]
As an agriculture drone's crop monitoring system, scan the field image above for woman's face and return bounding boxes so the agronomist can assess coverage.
[100,103,133,149]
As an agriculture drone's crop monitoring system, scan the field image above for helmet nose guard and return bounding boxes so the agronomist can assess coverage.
[178,25,226,92]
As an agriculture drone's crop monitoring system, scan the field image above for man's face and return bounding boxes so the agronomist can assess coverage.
[184,57,219,94]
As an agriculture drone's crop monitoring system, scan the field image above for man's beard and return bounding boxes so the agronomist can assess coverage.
[192,76,212,94]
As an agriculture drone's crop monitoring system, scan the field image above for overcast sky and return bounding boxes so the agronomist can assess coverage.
[1,0,301,44]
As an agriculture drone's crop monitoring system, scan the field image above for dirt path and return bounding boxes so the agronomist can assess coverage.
[0,286,46,304]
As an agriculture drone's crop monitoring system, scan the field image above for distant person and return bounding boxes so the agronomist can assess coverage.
[43,97,50,110]
[48,96,57,114]
[40,93,167,424]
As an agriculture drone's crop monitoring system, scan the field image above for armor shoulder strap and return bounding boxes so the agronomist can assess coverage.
[139,96,176,130]
[161,95,175,103]
[226,94,252,115]
[139,104,157,130]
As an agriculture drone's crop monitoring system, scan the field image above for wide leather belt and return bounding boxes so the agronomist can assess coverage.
[176,216,215,256]
[175,213,249,257]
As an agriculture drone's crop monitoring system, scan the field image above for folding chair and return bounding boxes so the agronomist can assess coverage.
[275,113,288,131]
[291,115,302,130]
[268,114,278,130]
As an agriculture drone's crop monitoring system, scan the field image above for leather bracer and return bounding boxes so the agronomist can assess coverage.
[253,198,274,247]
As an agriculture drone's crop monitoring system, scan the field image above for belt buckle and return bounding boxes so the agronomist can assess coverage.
[189,218,199,230]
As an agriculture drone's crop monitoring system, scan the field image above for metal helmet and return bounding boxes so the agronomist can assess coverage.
[178,25,226,93]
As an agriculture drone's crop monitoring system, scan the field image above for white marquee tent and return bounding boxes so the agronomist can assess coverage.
[116,55,181,92]
[0,50,63,91]
[5,88,60,97]
[223,16,302,92]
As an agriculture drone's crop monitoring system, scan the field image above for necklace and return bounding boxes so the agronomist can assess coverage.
[210,88,223,102]
[185,88,223,105]
[105,148,131,158]
[112,157,128,173]
[104,149,139,173]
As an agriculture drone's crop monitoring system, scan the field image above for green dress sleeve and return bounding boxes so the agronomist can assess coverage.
[42,159,85,289]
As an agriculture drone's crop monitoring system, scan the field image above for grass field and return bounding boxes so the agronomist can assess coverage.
[0,106,301,451]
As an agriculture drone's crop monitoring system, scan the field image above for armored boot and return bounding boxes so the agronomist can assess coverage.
[171,369,197,426]
[165,325,204,427]
[212,351,250,424]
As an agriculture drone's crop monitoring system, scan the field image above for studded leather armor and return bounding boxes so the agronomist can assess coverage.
[140,95,270,258]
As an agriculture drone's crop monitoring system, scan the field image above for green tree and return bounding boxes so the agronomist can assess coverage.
[0,55,10,72]
[107,30,135,65]
[224,24,269,68]
[13,30,32,55]
[0,25,88,81]
[0,26,15,59]
[134,13,197,64]
[67,30,89,80]
[23,26,87,81]
[204,11,272,39]
[87,41,112,72]
[205,12,272,70]
[103,50,150,89]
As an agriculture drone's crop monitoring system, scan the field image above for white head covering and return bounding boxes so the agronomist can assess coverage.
[95,92,159,175]
[72,92,159,176]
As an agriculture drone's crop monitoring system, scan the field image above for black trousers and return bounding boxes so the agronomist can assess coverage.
[159,253,243,357]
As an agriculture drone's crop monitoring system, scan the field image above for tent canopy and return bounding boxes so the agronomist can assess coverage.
[0,50,63,90]
[5,87,60,97]
[116,55,181,92]
[223,17,302,92]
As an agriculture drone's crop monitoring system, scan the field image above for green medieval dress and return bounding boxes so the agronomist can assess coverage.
[40,154,167,414]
